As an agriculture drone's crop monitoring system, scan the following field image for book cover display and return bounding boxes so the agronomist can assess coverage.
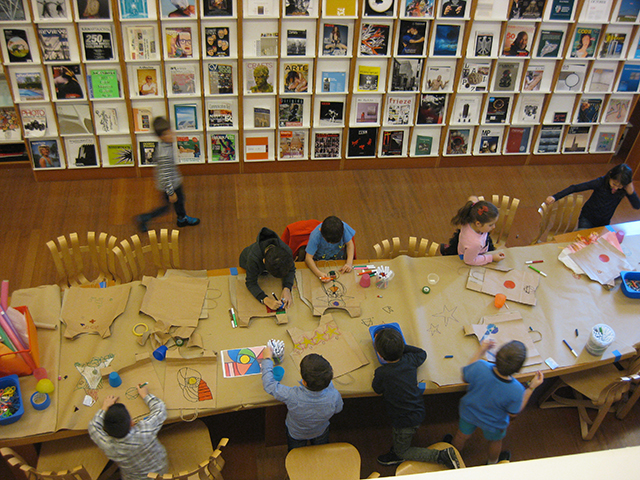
[603,97,631,123]
[279,130,305,159]
[381,130,404,155]
[76,0,111,19]
[537,125,562,153]
[593,130,616,152]
[105,143,133,166]
[451,95,481,124]
[89,69,120,98]
[175,104,198,130]
[493,61,520,92]
[360,23,390,56]
[396,20,426,56]
[166,27,193,58]
[38,28,71,62]
[575,98,601,123]
[347,127,378,156]
[473,31,494,57]
[313,132,341,158]
[126,26,157,60]
[204,27,230,58]
[570,27,600,58]
[355,97,380,123]
[599,31,626,59]
[210,133,236,161]
[322,24,349,56]
[136,67,159,96]
[119,0,148,18]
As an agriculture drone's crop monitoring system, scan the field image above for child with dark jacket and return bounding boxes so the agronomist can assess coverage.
[239,227,296,310]
[372,328,460,469]
[261,350,343,451]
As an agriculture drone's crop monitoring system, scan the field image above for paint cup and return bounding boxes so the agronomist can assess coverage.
[359,274,371,288]
[272,366,285,382]
[108,372,122,388]
[586,324,615,356]
[152,345,168,361]
[428,273,440,285]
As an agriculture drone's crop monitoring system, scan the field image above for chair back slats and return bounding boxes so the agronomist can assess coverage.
[147,438,228,480]
[532,194,584,244]
[478,195,520,247]
[373,237,439,259]
[1,447,93,480]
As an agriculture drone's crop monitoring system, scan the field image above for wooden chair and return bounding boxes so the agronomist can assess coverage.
[373,237,439,259]
[113,229,180,282]
[46,232,119,287]
[1,444,105,480]
[394,442,466,475]
[285,443,379,480]
[478,195,520,247]
[531,194,584,244]
[148,419,228,480]
[538,356,640,440]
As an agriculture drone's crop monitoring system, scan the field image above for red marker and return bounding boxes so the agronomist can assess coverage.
[525,260,543,264]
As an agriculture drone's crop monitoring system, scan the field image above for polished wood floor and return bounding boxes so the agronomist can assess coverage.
[1,163,639,479]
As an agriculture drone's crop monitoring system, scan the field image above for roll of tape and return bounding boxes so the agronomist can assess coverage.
[31,392,51,411]
[132,323,149,336]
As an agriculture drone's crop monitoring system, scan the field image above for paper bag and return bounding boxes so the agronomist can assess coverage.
[466,268,539,306]
[140,275,208,328]
[297,269,364,317]
[61,285,131,338]
[162,350,217,411]
[230,275,289,327]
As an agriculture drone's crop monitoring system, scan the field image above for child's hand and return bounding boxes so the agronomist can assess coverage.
[529,371,544,389]
[481,339,496,351]
[281,288,293,308]
[339,263,353,273]
[545,196,556,205]
[102,395,118,411]
[263,346,273,360]
[492,252,506,262]
[625,182,635,195]
[137,384,149,398]
[168,193,177,204]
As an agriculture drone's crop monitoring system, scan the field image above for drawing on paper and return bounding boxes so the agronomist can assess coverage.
[74,354,115,399]
[177,367,213,402]
[315,278,354,309]
[221,346,266,378]
[291,321,341,354]
[431,304,459,326]
[427,323,441,335]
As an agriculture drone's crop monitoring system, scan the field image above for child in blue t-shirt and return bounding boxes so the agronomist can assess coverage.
[451,340,543,464]
[304,216,355,282]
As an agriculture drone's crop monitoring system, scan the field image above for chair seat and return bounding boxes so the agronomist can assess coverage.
[561,363,624,400]
[158,420,213,474]
[285,443,362,480]
[37,434,110,480]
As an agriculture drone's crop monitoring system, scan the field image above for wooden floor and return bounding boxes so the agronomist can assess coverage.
[1,163,640,479]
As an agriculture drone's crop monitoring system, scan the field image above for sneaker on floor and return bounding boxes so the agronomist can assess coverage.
[438,447,461,469]
[377,450,404,466]
[442,433,454,444]
[177,216,200,227]
[498,450,511,463]
[135,215,148,233]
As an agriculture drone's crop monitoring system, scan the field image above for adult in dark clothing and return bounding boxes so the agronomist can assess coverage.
[239,227,296,310]
[546,164,640,229]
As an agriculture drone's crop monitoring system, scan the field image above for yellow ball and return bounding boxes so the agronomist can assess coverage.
[36,378,55,394]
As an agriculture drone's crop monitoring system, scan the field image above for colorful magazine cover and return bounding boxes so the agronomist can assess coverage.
[139,140,157,165]
[360,23,390,56]
[576,98,601,123]
[404,0,434,17]
[502,24,534,56]
[357,65,381,91]
[417,94,446,124]
[174,104,197,130]
[504,127,532,154]
[446,128,470,155]
[536,30,563,58]
[76,0,111,19]
[347,127,378,157]
[210,133,236,161]
[563,126,590,152]
[0,107,21,140]
[570,27,600,58]
[599,32,626,59]
[208,102,233,127]
[319,101,344,126]
[119,0,148,18]
[204,27,230,57]
[20,106,47,137]
[126,26,157,60]
[279,130,305,159]
[458,61,490,92]
[203,0,233,16]
[88,69,120,98]
[604,98,631,122]
[386,96,413,125]
[245,61,275,93]
[15,72,45,101]
[38,28,71,62]
[509,0,545,19]
[160,0,196,17]
[322,24,349,56]
[208,63,233,94]
[176,136,201,162]
[364,0,395,16]
[31,139,62,168]
[321,72,346,92]
[4,29,32,63]
[283,63,309,93]
[414,134,433,155]
[485,96,510,123]
[279,98,304,127]
[397,20,426,55]
[425,65,452,91]
[170,65,196,94]
[355,97,379,123]
[381,130,404,156]
[314,132,341,158]
[106,143,133,166]
[166,27,193,58]
[136,67,159,96]
[617,64,640,92]
[51,64,84,99]
[595,131,615,152]
[440,0,467,17]
[433,24,460,56]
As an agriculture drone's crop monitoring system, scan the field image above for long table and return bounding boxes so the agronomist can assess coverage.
[2,225,639,446]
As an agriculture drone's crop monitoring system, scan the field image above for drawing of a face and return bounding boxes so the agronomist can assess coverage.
[177,367,212,402]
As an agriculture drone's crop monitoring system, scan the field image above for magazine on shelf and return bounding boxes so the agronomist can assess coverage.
[0,0,26,20]
[283,63,309,93]
[314,132,341,158]
[493,61,520,92]
[502,23,534,56]
[174,104,198,130]
[203,0,233,16]
[245,61,276,93]
[517,95,544,123]
[170,65,196,94]
[94,107,118,133]
[204,27,230,58]
[357,65,381,91]
[258,34,278,57]
[536,30,563,58]
[136,67,159,96]
[396,20,426,56]
[66,137,98,167]
[604,97,631,122]
[594,131,615,152]
[381,130,405,156]
[355,97,380,123]
[89,69,119,99]
[433,24,461,56]
[570,27,600,58]
[474,32,494,57]
[322,24,349,56]
[445,128,471,155]
[347,127,378,156]
[38,28,71,62]
[617,63,640,92]
[31,139,62,169]
[208,63,233,94]
[599,32,626,59]
[504,126,532,154]
[318,101,344,126]
[51,65,84,99]
[458,61,490,92]
[555,62,587,92]
[364,0,395,16]
[279,97,304,127]
[417,93,446,124]
[439,0,468,17]
[20,106,47,137]
[563,126,590,152]
[208,102,233,127]
[451,95,481,124]
[133,107,152,131]
[321,72,346,92]
[360,23,391,56]
[3,29,32,63]
[81,27,114,61]
[414,134,433,155]
[210,133,236,162]
[139,140,157,165]
[616,0,640,21]
[176,136,201,163]
[286,29,307,56]
[324,0,357,16]
[254,107,271,128]
[425,65,452,91]
[166,27,193,59]
[105,143,133,166]
[509,0,545,19]
[484,96,511,123]
[16,71,45,101]
[522,64,545,91]
[390,58,422,91]
[119,0,148,19]
[126,26,157,60]
[548,0,574,20]
[56,103,92,134]
[386,96,413,125]
[286,0,316,15]
[575,98,601,123]
[536,125,562,153]
[586,66,615,92]
[0,107,21,140]
[76,0,110,19]
[403,0,434,17]
[279,130,305,160]
[476,126,503,154]
[160,0,195,17]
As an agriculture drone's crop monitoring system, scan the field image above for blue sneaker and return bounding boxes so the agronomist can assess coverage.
[177,216,200,227]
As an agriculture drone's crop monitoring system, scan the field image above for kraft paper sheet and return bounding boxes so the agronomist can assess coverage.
[230,275,289,327]
[297,268,365,317]
[466,267,540,305]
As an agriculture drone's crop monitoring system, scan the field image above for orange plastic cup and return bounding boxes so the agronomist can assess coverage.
[494,293,506,309]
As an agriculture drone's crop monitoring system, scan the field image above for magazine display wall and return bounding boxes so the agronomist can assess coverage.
[1,0,640,176]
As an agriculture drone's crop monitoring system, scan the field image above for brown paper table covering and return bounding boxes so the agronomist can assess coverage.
[2,235,640,443]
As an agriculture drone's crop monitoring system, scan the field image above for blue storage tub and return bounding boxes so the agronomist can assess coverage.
[0,374,24,425]
[621,271,640,299]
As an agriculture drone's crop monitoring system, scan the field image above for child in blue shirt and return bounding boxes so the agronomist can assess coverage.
[304,216,355,282]
[261,349,343,451]
[451,340,543,464]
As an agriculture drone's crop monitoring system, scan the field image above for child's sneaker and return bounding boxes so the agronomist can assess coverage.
[438,447,461,469]
[442,433,454,444]
[177,216,200,227]
[377,450,404,466]
[498,450,511,463]
[135,215,148,233]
